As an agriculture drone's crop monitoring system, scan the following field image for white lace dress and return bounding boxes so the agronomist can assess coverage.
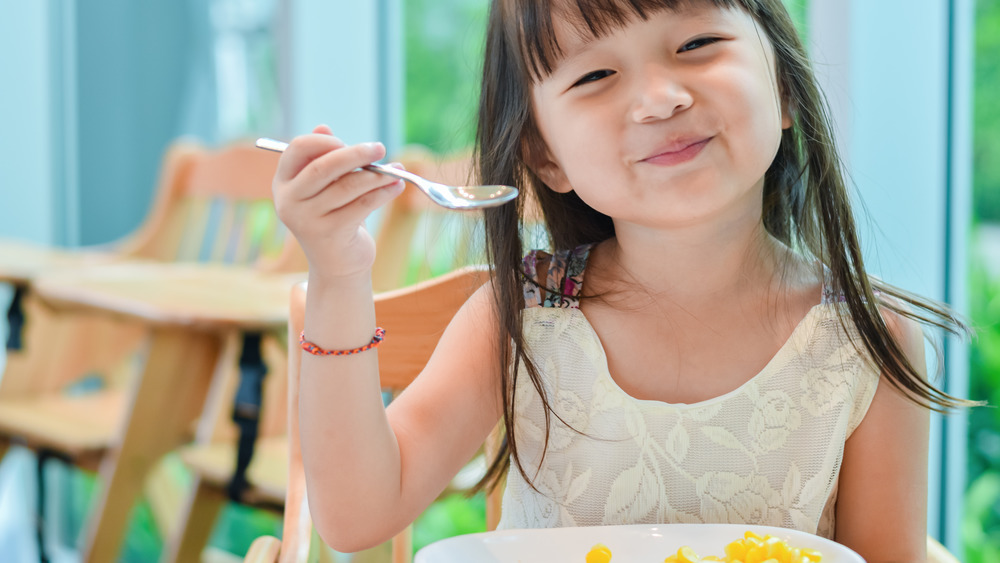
[496,246,880,539]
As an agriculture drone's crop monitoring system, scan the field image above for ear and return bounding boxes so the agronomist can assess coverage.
[533,159,573,194]
[780,96,794,130]
[524,143,573,194]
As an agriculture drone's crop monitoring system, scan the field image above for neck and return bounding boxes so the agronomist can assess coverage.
[595,207,782,307]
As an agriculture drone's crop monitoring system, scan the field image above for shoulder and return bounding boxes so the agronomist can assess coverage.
[878,303,927,372]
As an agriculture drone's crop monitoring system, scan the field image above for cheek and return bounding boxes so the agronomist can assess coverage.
[724,77,785,171]
[542,111,608,172]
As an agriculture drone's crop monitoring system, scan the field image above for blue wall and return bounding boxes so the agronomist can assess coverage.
[75,2,207,244]
[0,0,216,246]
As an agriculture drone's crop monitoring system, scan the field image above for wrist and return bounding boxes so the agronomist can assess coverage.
[307,268,373,292]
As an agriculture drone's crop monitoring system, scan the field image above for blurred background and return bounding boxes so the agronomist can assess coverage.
[0,0,996,560]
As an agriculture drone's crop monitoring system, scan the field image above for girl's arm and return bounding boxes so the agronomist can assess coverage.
[834,310,930,563]
[274,127,504,552]
[300,283,503,552]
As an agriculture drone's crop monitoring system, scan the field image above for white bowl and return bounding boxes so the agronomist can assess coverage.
[415,523,864,563]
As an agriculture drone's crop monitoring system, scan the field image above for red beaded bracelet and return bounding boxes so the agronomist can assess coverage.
[299,327,386,356]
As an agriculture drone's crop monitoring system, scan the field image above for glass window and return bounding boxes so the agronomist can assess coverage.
[404,0,489,154]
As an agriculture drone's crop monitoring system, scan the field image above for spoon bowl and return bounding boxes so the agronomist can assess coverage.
[255,138,517,210]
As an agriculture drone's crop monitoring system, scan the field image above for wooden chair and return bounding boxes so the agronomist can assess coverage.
[928,537,961,563]
[236,268,501,563]
[0,140,299,562]
[168,148,487,562]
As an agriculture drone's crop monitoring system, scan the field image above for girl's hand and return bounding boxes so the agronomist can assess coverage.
[272,125,405,282]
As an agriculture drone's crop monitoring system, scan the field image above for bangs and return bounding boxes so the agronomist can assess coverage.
[507,0,744,81]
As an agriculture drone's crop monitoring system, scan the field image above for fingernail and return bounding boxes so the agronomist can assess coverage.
[362,142,384,154]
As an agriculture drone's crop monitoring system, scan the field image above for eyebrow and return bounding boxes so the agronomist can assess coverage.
[548,34,596,75]
[546,6,734,77]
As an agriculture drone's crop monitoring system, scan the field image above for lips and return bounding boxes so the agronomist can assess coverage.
[639,137,713,166]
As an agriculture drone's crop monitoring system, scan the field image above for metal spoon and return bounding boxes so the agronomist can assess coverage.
[255,138,517,210]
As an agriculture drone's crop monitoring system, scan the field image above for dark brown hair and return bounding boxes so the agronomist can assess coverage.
[472,0,974,493]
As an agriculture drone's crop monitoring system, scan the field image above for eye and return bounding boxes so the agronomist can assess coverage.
[571,69,616,88]
[678,36,721,53]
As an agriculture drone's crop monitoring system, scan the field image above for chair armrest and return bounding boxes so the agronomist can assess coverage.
[927,536,960,563]
[243,536,282,563]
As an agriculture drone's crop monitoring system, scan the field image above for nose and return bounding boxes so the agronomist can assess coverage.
[630,64,693,123]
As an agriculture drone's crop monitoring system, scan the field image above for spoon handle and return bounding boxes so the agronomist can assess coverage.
[255,138,289,152]
[363,162,428,186]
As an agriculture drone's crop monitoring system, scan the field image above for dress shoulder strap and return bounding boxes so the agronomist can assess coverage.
[820,267,842,305]
[819,266,882,305]
[522,243,594,309]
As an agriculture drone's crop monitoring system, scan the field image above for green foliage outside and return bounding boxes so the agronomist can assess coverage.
[966,256,1000,562]
[64,458,281,562]
[974,0,1000,223]
[966,0,1000,560]
[403,0,488,154]
[412,493,488,553]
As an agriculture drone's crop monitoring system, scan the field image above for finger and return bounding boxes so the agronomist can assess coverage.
[305,166,403,208]
[288,141,387,200]
[312,124,333,135]
[325,180,407,226]
[274,133,347,182]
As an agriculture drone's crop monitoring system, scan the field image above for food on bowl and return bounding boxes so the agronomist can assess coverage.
[586,543,613,563]
[586,531,823,563]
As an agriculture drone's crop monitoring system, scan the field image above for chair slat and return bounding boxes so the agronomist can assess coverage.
[198,198,226,263]
[244,202,271,263]
[220,202,245,264]
[209,199,238,263]
[177,198,212,262]
[227,201,252,264]
[258,202,284,261]
[144,197,194,262]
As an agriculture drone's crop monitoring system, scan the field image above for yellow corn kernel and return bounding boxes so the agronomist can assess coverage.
[702,556,725,561]
[678,546,701,563]
[765,538,791,561]
[664,556,679,563]
[745,544,768,563]
[586,543,613,563]
[745,531,764,542]
[725,539,748,561]
[800,548,822,562]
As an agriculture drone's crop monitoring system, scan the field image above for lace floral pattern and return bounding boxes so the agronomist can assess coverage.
[499,247,880,538]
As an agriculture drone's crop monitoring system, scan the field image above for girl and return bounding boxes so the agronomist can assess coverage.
[272,1,972,561]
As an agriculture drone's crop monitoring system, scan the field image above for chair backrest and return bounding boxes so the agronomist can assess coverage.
[117,142,306,272]
[282,267,495,563]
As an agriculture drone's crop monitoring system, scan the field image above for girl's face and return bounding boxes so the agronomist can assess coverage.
[528,2,791,232]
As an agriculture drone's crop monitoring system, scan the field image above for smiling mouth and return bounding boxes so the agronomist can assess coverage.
[640,138,712,166]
